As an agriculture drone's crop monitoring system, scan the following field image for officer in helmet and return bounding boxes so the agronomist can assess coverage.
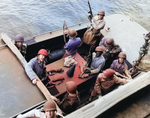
[25,49,50,84]
[17,100,64,118]
[63,29,82,57]
[58,81,80,114]
[89,69,130,101]
[14,34,27,57]
[110,52,132,79]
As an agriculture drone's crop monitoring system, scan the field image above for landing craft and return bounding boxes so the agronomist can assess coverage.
[0,14,150,118]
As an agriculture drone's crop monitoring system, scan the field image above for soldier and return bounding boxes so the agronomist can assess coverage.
[58,81,80,114]
[99,37,122,58]
[25,49,49,84]
[63,29,82,57]
[83,10,106,46]
[83,46,106,75]
[14,34,27,57]
[17,100,64,118]
[89,69,130,101]
[99,37,122,69]
[110,52,132,78]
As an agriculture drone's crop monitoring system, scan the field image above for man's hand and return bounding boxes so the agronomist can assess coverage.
[84,68,91,74]
[32,78,38,84]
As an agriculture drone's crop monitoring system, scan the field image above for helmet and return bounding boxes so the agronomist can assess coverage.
[95,46,106,52]
[38,49,48,56]
[66,81,77,94]
[118,52,126,59]
[68,29,77,37]
[105,37,114,46]
[103,69,116,78]
[15,34,24,42]
[98,10,105,16]
[44,100,56,111]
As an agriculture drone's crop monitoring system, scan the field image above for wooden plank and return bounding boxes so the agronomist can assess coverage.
[1,33,27,67]
[0,33,63,114]
[65,72,150,118]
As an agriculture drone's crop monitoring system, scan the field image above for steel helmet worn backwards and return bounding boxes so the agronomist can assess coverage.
[106,37,114,46]
[118,52,126,59]
[103,69,116,78]
[38,49,48,56]
[66,81,77,94]
[44,100,56,111]
[98,10,105,16]
[15,34,24,42]
[95,46,106,52]
[68,29,77,37]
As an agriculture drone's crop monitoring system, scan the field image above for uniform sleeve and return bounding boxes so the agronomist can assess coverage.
[113,75,127,84]
[25,58,38,80]
[99,37,105,46]
[94,74,102,94]
[17,109,40,118]
[110,60,115,69]
[92,20,106,30]
[91,60,105,74]
[110,46,122,53]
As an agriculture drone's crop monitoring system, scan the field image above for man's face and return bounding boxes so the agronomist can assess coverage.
[118,57,124,64]
[45,110,55,118]
[97,14,104,20]
[16,42,23,48]
[37,54,45,62]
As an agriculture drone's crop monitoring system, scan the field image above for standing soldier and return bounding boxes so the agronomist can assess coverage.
[25,49,49,84]
[110,52,132,79]
[89,69,130,101]
[58,81,80,114]
[14,34,27,57]
[63,29,82,57]
[83,10,106,53]
[17,100,64,118]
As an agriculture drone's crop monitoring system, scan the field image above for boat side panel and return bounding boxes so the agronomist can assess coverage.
[0,47,45,118]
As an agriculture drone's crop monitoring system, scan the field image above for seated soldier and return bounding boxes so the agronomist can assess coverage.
[99,37,122,59]
[58,81,80,114]
[14,34,27,57]
[17,100,64,118]
[99,37,122,69]
[89,69,130,101]
[110,52,132,79]
[83,46,106,75]
[25,49,49,84]
[63,29,82,57]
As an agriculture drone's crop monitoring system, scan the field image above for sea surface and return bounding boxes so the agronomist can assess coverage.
[0,0,150,40]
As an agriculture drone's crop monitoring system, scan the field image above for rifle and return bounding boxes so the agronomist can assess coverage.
[88,0,93,22]
[63,21,69,44]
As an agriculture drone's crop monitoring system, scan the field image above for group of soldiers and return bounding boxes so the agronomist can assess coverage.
[16,9,134,118]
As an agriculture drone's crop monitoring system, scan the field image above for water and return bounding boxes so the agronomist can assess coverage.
[0,0,150,40]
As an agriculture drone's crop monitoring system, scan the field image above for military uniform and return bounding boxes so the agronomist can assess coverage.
[91,73,127,96]
[83,16,105,46]
[110,59,128,74]
[17,109,64,118]
[59,92,80,114]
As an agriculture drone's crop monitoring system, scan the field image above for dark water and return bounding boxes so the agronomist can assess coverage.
[0,0,150,41]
